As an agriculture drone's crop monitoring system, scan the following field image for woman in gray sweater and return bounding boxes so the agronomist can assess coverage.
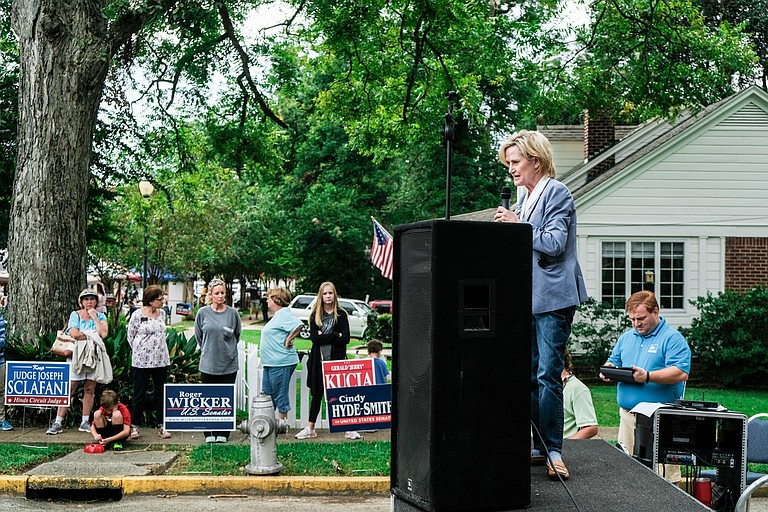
[194,278,241,443]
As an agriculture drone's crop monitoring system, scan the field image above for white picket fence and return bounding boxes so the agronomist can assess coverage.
[234,341,330,428]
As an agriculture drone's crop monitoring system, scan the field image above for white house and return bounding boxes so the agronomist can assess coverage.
[459,86,768,327]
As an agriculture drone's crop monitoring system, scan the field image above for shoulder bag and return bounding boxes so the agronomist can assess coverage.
[50,330,75,358]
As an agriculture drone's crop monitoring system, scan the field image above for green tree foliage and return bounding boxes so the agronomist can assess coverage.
[682,287,768,388]
[531,0,758,123]
[92,122,276,287]
[698,0,768,89]
[283,0,530,217]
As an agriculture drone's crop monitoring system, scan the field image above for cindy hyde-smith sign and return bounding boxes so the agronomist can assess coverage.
[4,361,71,407]
[326,384,392,432]
[163,383,236,432]
[322,358,391,432]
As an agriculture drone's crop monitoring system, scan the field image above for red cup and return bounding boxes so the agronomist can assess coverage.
[693,477,712,508]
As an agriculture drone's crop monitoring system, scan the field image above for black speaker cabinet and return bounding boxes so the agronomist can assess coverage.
[391,220,532,512]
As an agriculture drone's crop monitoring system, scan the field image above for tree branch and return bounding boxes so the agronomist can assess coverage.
[216,2,288,129]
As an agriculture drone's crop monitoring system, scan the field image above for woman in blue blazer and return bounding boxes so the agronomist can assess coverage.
[494,130,588,480]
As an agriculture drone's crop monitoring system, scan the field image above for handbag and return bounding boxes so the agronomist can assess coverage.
[50,330,75,358]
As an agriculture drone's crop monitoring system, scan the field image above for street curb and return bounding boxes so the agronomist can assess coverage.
[121,476,390,495]
[0,475,27,494]
[2,475,390,496]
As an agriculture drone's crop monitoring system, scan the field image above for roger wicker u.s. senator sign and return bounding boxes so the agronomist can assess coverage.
[163,383,236,432]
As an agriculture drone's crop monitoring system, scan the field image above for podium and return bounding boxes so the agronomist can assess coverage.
[391,220,532,511]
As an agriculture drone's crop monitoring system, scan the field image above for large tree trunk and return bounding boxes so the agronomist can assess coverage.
[8,0,109,338]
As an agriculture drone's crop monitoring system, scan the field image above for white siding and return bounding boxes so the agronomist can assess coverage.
[553,140,585,172]
[573,96,768,327]
[578,121,768,236]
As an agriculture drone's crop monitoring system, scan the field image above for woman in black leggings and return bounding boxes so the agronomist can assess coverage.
[294,282,349,439]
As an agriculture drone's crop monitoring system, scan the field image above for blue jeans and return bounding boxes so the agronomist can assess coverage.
[262,365,297,414]
[531,306,576,455]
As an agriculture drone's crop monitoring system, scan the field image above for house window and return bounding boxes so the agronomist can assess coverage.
[601,241,685,309]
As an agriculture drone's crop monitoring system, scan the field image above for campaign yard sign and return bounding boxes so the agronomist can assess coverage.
[322,358,391,432]
[322,358,375,389]
[4,361,71,407]
[326,384,392,431]
[164,383,236,432]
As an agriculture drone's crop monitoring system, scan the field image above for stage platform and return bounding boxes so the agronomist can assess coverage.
[394,438,709,511]
[528,439,708,511]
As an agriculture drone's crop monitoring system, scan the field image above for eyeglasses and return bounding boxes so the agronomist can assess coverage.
[153,297,166,302]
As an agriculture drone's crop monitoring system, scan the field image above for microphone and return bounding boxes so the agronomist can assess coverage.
[500,186,512,210]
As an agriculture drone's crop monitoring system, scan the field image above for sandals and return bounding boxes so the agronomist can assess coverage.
[157,428,172,439]
[547,459,570,480]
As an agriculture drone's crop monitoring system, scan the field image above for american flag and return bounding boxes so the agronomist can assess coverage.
[371,218,393,280]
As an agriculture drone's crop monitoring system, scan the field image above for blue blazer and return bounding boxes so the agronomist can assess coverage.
[515,179,588,315]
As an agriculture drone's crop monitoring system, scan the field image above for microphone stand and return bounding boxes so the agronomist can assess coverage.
[444,91,457,220]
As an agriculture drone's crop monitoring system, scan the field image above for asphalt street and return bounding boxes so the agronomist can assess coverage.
[0,495,391,511]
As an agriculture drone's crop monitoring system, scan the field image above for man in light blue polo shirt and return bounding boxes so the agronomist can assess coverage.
[600,290,691,482]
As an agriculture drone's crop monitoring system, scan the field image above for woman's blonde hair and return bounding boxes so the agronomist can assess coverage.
[498,129,556,178]
[206,278,226,305]
[311,281,339,327]
[268,287,292,308]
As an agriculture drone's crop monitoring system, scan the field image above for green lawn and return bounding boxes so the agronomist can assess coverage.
[591,385,768,427]
[0,444,73,475]
[165,441,391,476]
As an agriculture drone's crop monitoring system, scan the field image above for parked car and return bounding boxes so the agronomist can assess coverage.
[288,294,375,339]
[369,299,392,314]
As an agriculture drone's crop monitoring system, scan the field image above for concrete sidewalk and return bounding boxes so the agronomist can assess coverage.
[0,422,391,497]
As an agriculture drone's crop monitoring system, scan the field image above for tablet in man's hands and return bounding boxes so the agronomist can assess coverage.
[600,366,639,384]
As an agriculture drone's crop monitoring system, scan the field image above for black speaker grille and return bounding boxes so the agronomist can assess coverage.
[395,228,433,498]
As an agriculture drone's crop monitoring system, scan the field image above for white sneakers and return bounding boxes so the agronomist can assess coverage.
[294,427,317,439]
[294,427,362,439]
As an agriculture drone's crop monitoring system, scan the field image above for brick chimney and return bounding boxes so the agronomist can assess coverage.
[584,110,616,181]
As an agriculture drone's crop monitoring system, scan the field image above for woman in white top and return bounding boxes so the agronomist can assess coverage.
[127,285,171,439]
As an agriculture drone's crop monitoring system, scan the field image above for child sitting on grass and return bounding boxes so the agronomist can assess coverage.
[90,390,131,450]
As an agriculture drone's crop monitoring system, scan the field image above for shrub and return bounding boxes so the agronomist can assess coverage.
[681,287,768,388]
[364,313,392,344]
[570,298,631,368]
